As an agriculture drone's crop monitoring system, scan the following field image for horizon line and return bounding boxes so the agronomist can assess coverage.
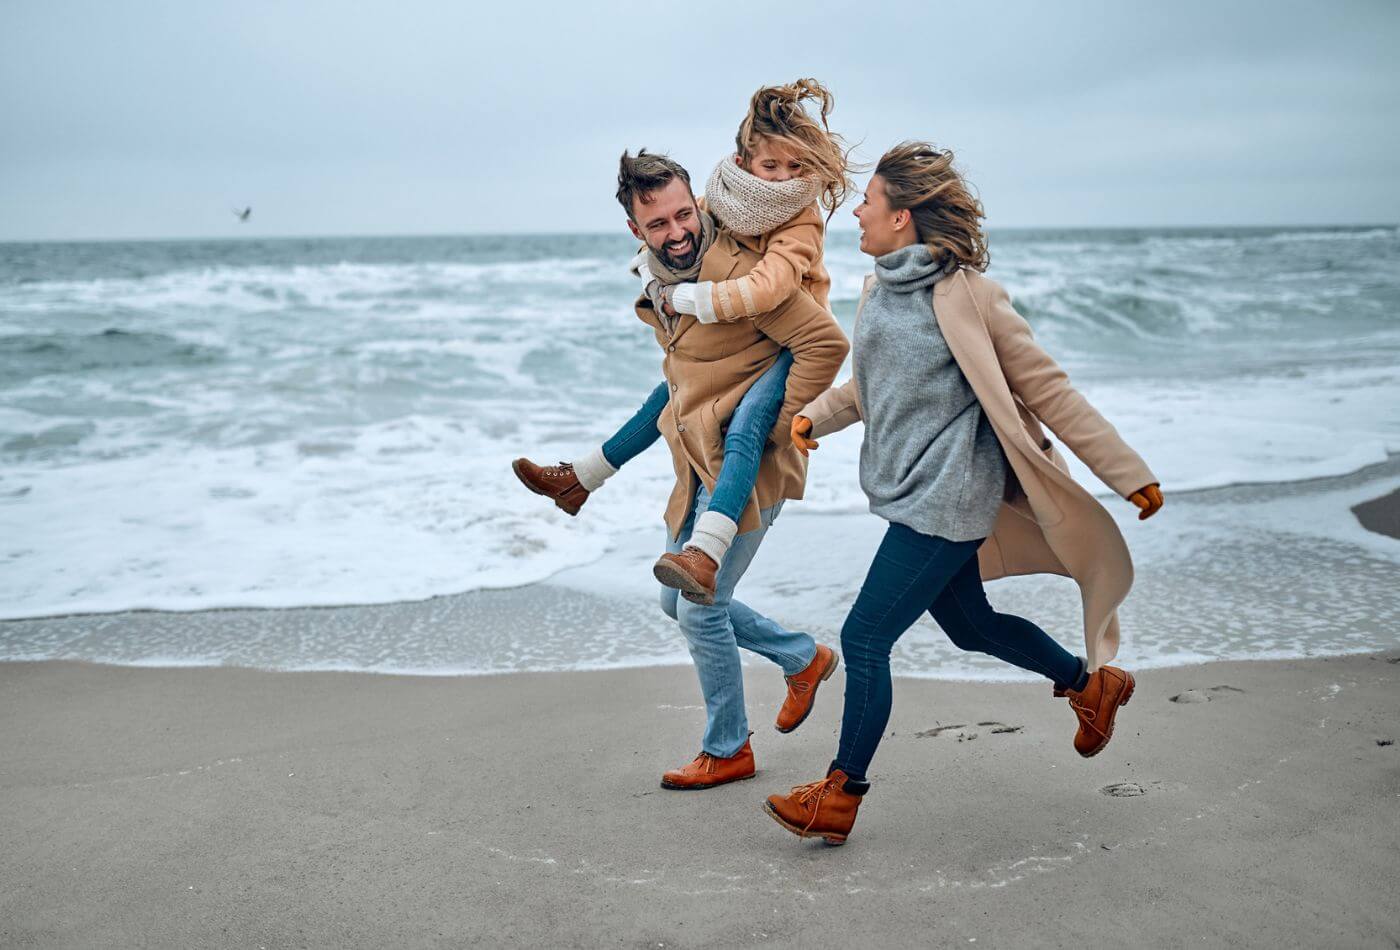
[2,221,1396,246]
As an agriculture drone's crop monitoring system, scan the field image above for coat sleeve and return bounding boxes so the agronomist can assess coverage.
[982,279,1158,498]
[687,210,823,324]
[751,291,850,445]
[800,377,861,439]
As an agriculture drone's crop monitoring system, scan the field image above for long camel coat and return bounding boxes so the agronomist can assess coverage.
[636,230,850,541]
[800,268,1157,670]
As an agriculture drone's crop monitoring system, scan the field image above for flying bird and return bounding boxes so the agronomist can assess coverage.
[233,206,252,222]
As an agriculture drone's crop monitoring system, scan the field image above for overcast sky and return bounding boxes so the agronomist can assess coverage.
[2,0,1397,241]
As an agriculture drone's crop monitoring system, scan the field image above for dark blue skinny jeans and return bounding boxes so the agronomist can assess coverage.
[835,521,1088,783]
[600,350,793,524]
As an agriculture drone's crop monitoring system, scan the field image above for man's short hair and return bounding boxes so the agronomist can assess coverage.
[616,149,693,220]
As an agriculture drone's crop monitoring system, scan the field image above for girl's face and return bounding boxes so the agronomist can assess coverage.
[741,137,805,182]
[854,174,917,258]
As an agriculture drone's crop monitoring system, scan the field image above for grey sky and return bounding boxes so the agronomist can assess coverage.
[2,0,1397,241]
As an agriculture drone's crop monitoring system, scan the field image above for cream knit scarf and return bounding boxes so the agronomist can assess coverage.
[704,156,821,237]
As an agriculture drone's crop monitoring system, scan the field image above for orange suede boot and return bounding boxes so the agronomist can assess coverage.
[764,768,867,846]
[660,737,755,790]
[511,458,590,516]
[774,644,839,733]
[653,548,719,605]
[1058,665,1135,757]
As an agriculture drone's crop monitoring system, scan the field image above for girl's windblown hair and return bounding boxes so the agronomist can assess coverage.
[735,78,855,218]
[875,141,990,272]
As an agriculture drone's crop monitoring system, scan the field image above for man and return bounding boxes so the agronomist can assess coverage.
[514,150,849,789]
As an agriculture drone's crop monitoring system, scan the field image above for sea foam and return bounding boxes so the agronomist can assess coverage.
[2,226,1398,626]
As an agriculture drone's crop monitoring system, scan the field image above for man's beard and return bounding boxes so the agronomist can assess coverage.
[653,227,702,271]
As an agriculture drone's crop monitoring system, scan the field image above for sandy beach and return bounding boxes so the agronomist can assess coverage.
[3,651,1398,948]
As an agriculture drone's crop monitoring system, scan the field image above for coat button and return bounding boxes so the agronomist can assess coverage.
[670,383,678,392]
[676,424,685,432]
[668,345,675,352]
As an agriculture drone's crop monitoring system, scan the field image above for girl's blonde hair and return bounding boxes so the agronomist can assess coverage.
[875,141,990,272]
[735,78,855,219]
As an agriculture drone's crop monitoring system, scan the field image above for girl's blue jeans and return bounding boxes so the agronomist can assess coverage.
[601,350,794,524]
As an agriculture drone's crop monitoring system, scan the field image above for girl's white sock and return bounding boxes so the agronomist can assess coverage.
[685,510,739,567]
[572,447,617,493]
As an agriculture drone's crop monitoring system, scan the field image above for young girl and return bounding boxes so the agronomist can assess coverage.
[513,78,853,605]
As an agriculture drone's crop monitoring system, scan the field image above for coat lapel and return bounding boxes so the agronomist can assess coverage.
[699,232,744,283]
[933,271,1077,518]
[665,232,743,348]
[933,273,1023,433]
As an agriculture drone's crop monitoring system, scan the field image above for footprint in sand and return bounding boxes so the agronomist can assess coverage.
[915,724,966,738]
[1100,780,1185,798]
[1101,782,1146,797]
[915,721,1023,740]
[1169,685,1245,704]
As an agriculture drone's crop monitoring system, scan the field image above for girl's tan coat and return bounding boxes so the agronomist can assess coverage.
[800,269,1157,670]
[699,204,832,320]
[637,230,850,541]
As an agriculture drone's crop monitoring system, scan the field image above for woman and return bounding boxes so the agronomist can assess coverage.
[763,142,1165,845]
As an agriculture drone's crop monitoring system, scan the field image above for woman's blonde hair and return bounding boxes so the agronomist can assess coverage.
[735,78,855,219]
[875,141,990,272]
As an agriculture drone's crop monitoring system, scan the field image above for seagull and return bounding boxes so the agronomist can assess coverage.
[233,206,251,222]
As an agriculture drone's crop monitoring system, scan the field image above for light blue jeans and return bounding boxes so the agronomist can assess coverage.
[659,483,818,757]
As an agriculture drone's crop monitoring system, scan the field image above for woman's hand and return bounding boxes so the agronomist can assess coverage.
[1128,483,1164,520]
[791,416,819,456]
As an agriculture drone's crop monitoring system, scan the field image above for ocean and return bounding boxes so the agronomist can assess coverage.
[2,226,1398,676]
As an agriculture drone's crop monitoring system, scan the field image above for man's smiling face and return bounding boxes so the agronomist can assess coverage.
[627,177,703,271]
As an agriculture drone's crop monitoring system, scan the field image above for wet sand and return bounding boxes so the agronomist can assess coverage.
[2,652,1398,948]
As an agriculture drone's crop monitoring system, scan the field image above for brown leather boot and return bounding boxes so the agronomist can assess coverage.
[775,644,839,733]
[1060,665,1135,757]
[511,458,590,516]
[660,738,755,790]
[653,547,718,605]
[764,768,866,846]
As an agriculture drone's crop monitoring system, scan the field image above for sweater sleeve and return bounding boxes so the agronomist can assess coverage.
[800,378,862,439]
[982,279,1158,498]
[676,209,823,324]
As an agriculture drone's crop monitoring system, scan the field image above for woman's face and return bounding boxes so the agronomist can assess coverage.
[741,137,805,182]
[854,174,915,257]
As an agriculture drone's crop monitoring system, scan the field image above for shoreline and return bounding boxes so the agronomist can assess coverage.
[7,450,1399,625]
[3,652,1397,947]
[2,640,1398,684]
[3,455,1397,680]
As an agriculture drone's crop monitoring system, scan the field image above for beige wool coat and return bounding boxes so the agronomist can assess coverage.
[637,230,850,541]
[800,269,1158,670]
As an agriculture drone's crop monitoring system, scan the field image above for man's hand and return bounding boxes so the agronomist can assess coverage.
[1128,483,1164,520]
[791,416,819,456]
[660,284,678,317]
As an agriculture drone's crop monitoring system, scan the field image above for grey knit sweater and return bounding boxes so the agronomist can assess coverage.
[854,243,1008,542]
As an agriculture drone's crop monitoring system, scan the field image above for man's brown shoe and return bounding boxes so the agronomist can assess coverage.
[653,548,718,605]
[1061,665,1135,757]
[775,644,839,733]
[764,768,866,846]
[511,458,590,516]
[660,738,755,790]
